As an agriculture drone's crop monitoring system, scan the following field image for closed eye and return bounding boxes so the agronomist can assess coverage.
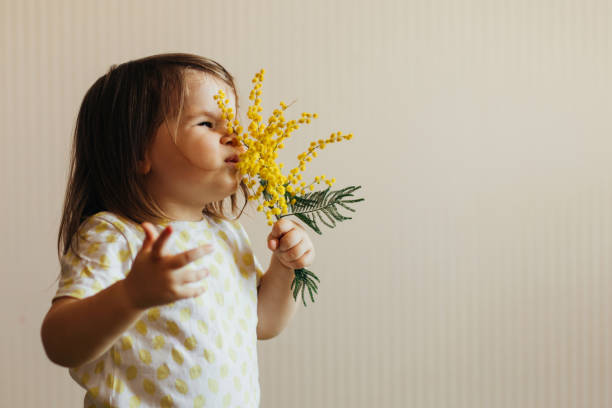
[198,121,213,128]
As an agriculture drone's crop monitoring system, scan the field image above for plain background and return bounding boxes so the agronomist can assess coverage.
[2,0,612,407]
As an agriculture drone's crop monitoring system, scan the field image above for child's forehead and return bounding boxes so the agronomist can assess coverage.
[184,71,234,105]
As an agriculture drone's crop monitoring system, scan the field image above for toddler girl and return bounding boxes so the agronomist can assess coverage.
[41,53,315,408]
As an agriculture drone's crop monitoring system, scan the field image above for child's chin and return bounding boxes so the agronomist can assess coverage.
[225,180,240,195]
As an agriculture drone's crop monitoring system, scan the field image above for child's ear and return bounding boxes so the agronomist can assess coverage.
[136,152,151,175]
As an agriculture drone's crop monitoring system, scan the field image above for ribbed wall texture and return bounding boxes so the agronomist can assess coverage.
[2,0,611,406]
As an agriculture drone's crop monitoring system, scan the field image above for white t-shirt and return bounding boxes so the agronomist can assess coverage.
[54,211,265,408]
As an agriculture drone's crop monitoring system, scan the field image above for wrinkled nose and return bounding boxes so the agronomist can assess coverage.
[222,132,247,154]
[236,139,247,154]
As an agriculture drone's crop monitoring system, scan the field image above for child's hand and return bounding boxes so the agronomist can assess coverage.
[122,222,214,310]
[267,219,315,270]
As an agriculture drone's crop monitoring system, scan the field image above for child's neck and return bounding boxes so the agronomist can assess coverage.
[156,202,205,223]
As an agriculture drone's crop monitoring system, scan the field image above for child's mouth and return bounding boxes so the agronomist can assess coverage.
[225,154,239,166]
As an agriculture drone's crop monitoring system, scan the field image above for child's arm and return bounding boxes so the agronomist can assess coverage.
[41,223,214,368]
[257,219,315,339]
[41,281,143,367]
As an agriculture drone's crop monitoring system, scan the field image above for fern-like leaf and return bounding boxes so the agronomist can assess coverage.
[282,185,364,235]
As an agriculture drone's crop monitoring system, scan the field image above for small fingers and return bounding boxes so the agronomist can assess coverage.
[141,222,158,252]
[188,286,208,298]
[268,239,278,251]
[285,242,309,263]
[177,284,208,300]
[177,268,210,285]
[287,249,315,270]
[151,226,173,259]
[167,244,215,269]
[277,229,302,252]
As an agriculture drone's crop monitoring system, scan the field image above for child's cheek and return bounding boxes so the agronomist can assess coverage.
[180,136,216,169]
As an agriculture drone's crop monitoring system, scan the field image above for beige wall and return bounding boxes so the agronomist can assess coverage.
[2,0,612,406]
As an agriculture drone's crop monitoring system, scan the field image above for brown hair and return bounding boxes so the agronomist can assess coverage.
[58,53,250,258]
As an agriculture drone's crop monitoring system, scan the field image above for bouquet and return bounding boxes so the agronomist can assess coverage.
[214,69,364,306]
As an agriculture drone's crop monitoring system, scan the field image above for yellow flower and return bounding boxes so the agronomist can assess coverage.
[214,69,354,218]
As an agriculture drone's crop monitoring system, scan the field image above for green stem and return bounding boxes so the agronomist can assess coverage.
[274,213,320,306]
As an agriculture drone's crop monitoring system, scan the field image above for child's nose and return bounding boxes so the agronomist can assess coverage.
[222,133,246,153]
[236,140,247,154]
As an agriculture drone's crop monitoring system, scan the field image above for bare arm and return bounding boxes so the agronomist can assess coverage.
[257,219,315,340]
[257,255,299,340]
[41,222,214,368]
[41,281,143,367]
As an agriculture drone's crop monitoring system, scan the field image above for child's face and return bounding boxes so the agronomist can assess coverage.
[143,71,245,219]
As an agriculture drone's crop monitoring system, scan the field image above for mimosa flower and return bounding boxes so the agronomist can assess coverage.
[214,69,363,306]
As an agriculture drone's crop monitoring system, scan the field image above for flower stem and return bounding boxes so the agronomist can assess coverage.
[274,214,319,306]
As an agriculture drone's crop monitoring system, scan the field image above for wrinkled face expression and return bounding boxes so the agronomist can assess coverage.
[145,70,245,206]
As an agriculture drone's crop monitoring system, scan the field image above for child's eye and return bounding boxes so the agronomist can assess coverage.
[198,121,213,128]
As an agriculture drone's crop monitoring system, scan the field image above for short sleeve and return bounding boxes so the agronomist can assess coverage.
[227,220,265,288]
[254,253,264,288]
[54,215,134,300]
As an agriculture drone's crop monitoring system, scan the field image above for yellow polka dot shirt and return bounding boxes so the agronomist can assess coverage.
[54,211,265,408]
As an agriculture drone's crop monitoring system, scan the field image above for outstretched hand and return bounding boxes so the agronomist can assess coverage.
[122,222,214,310]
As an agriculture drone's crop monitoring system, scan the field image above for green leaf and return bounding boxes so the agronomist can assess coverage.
[293,212,322,234]
[280,185,364,234]
[292,268,320,306]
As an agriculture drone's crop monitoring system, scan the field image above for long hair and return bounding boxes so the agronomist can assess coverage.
[58,53,250,258]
